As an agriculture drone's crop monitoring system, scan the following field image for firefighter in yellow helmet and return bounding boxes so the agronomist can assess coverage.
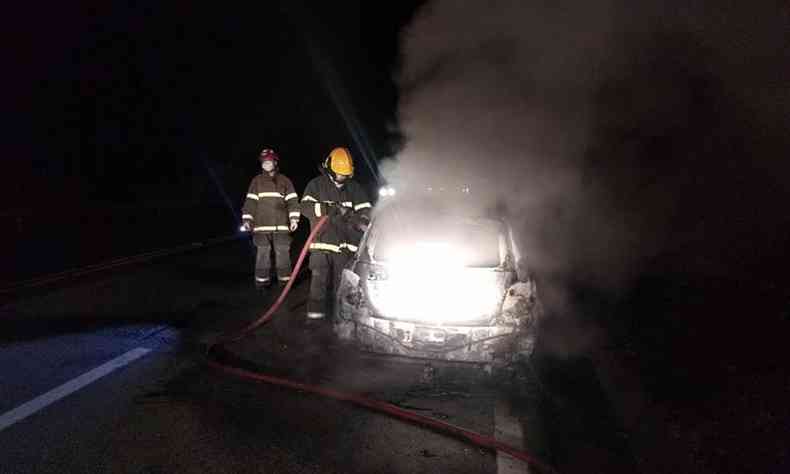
[300,147,372,320]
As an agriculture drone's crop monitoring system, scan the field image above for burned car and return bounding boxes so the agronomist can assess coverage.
[334,197,543,371]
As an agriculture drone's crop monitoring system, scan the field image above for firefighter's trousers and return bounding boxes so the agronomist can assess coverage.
[307,251,350,317]
[253,232,292,286]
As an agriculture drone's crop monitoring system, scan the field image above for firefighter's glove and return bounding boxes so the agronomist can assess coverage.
[289,219,298,232]
[240,221,252,232]
[350,214,369,233]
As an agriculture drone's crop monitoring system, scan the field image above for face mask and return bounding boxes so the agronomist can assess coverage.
[261,161,275,172]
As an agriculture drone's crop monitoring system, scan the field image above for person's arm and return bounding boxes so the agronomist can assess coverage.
[282,176,300,231]
[300,180,324,222]
[351,184,372,227]
[337,183,371,238]
[240,178,258,230]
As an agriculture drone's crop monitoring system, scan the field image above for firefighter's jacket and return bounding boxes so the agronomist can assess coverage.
[241,173,299,233]
[300,175,372,253]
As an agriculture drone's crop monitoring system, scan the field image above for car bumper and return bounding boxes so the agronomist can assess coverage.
[334,315,534,364]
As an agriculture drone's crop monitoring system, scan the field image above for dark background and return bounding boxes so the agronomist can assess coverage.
[3,1,423,282]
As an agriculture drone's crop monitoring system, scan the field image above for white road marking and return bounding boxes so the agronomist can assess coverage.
[0,347,152,433]
[495,397,530,474]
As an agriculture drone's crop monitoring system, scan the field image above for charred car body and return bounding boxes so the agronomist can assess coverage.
[334,196,543,371]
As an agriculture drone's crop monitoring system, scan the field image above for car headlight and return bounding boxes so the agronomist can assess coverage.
[379,186,396,197]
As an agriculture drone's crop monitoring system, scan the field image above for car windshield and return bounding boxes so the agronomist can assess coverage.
[371,212,503,268]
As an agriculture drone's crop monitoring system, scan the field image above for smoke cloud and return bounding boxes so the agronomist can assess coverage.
[390,0,790,290]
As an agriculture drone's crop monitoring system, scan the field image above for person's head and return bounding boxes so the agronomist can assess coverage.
[259,148,279,173]
[324,147,354,186]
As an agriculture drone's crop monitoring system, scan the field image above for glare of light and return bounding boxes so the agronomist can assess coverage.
[379,186,396,197]
[366,242,501,323]
[239,225,248,232]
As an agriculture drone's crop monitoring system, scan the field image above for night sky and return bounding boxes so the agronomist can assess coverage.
[6,2,421,206]
[5,2,422,279]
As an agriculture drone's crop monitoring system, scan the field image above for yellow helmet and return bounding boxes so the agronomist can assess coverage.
[325,147,354,177]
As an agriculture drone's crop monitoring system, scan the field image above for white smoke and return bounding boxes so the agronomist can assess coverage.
[388,0,627,287]
[389,0,790,288]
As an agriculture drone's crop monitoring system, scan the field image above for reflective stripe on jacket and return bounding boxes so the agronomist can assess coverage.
[241,173,299,233]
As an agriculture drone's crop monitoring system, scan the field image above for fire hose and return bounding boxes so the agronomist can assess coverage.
[206,216,558,474]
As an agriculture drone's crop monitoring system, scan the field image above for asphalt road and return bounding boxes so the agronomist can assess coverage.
[0,240,634,473]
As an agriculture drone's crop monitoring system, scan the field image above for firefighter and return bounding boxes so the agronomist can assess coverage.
[241,148,300,289]
[301,147,372,320]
